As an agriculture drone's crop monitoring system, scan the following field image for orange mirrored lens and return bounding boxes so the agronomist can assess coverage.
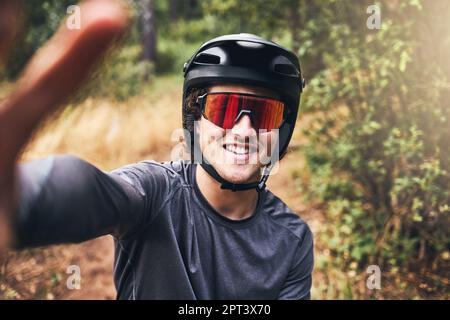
[203,93,284,130]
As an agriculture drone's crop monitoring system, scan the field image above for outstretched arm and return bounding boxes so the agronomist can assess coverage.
[0,0,129,251]
[13,155,155,248]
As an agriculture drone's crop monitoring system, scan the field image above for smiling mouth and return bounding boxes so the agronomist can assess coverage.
[222,143,258,155]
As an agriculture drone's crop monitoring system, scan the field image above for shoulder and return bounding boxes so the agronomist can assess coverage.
[262,190,313,244]
[109,160,191,190]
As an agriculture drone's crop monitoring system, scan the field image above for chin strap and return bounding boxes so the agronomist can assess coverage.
[199,158,273,192]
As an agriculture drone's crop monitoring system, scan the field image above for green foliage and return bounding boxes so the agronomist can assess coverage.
[4,1,153,101]
[6,0,74,78]
[155,38,201,74]
[79,45,153,102]
[299,0,450,297]
[201,0,288,38]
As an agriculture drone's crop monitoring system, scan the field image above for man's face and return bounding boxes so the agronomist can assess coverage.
[197,84,280,184]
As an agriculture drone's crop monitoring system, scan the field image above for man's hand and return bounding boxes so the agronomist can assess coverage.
[0,0,129,252]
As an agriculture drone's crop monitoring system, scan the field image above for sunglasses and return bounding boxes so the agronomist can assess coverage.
[196,92,286,131]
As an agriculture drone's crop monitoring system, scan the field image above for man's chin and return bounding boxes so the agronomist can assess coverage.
[214,164,261,185]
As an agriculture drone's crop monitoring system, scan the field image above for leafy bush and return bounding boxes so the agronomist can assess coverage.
[5,0,74,78]
[155,37,201,74]
[299,1,450,298]
[80,45,153,101]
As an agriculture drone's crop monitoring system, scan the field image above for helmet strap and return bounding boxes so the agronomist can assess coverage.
[198,153,273,193]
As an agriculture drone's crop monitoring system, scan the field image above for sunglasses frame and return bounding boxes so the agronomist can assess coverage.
[196,92,288,130]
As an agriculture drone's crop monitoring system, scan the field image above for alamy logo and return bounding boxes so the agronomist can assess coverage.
[66,265,81,290]
[366,265,381,290]
[170,124,281,175]
[66,5,81,30]
[366,5,382,30]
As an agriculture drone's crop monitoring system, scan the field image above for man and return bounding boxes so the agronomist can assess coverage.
[0,1,313,299]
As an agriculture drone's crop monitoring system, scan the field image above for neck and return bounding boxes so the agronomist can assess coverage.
[195,165,259,220]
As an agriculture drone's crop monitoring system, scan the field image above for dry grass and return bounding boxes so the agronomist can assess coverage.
[21,76,183,168]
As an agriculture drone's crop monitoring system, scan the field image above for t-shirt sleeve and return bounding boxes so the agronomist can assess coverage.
[277,225,314,300]
[13,155,169,249]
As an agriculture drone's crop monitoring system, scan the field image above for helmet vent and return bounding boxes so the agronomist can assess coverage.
[193,53,221,65]
[273,63,298,76]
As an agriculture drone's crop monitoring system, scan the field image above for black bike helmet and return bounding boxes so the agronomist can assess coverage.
[182,33,305,192]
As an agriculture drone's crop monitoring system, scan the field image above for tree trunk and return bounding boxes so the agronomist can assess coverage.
[141,0,157,74]
[170,0,178,22]
[290,0,301,54]
[186,0,197,19]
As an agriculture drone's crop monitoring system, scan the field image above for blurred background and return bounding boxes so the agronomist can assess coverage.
[0,0,449,299]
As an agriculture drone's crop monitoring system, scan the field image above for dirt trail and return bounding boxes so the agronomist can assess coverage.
[267,154,322,233]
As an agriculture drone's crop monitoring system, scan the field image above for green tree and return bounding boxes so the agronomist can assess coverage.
[298,0,450,298]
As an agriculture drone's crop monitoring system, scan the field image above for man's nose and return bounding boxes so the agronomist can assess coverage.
[231,114,256,137]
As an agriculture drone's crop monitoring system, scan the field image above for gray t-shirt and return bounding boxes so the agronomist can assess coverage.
[13,155,314,299]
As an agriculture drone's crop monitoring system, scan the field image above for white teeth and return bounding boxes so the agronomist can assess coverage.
[225,144,248,155]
